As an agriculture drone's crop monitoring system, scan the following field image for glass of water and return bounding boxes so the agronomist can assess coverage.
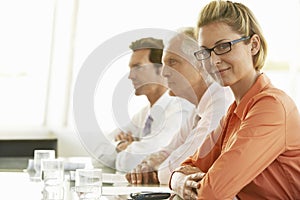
[41,158,64,185]
[33,150,55,181]
[41,158,64,200]
[75,168,102,200]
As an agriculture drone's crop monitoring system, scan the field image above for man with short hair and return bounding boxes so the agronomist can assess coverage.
[98,37,194,172]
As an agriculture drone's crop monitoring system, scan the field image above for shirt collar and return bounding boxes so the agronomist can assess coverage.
[235,73,271,118]
[151,91,171,110]
[196,82,224,116]
[148,91,172,118]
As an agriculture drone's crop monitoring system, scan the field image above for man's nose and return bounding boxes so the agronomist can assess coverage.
[161,65,171,78]
[128,69,135,79]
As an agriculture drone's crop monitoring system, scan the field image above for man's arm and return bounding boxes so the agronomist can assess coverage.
[126,151,169,184]
[116,104,193,172]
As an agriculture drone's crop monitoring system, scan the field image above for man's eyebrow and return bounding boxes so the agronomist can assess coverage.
[163,54,172,60]
[163,55,178,62]
[129,63,141,67]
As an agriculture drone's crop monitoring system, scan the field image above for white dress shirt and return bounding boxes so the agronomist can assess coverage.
[144,83,233,184]
[97,91,195,172]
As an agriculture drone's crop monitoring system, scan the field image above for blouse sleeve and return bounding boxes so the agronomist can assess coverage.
[196,96,286,199]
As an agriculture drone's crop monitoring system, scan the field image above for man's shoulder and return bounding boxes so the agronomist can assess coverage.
[206,83,234,105]
[165,96,195,113]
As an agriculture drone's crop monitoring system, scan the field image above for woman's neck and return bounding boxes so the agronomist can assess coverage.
[231,71,261,104]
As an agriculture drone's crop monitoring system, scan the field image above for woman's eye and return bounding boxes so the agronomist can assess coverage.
[216,43,230,51]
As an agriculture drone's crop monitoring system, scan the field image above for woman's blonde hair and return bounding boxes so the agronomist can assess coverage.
[196,0,267,70]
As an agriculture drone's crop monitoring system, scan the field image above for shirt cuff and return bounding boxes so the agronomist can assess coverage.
[168,166,187,190]
[168,165,204,190]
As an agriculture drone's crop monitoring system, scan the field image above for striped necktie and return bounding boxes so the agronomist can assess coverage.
[192,114,201,129]
[142,115,153,137]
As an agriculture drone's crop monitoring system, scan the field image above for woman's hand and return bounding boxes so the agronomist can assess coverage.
[170,166,205,200]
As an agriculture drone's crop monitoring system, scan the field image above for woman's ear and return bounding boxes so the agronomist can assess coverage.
[250,34,261,56]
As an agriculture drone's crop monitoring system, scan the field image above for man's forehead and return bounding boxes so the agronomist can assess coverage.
[132,48,151,57]
[164,45,191,63]
[163,51,180,60]
[129,49,151,65]
[166,38,181,51]
[164,41,183,57]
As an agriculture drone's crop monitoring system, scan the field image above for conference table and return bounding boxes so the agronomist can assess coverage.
[0,157,174,200]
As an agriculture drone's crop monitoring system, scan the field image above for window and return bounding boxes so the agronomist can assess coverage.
[0,0,54,128]
[1,0,299,133]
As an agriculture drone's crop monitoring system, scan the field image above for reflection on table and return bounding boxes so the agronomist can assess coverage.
[0,157,173,200]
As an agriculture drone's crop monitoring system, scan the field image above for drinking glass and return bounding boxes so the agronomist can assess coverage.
[75,168,102,200]
[41,158,64,186]
[33,150,55,181]
[41,158,64,200]
[42,185,64,200]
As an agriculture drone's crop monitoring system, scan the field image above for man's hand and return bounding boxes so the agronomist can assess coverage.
[115,131,135,142]
[125,162,159,185]
[116,140,131,152]
[115,132,136,152]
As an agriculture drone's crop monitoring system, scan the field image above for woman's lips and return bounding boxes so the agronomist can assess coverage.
[213,67,230,75]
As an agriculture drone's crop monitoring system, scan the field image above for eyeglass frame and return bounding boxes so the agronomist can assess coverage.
[194,36,251,61]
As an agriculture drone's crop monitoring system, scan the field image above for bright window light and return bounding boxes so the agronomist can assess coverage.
[0,0,54,128]
[0,0,299,132]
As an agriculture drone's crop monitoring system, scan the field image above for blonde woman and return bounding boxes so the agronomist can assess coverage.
[170,1,300,199]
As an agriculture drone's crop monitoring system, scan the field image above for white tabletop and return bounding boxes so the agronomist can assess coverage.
[0,171,172,200]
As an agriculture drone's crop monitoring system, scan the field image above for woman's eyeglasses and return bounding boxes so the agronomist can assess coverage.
[194,36,250,61]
